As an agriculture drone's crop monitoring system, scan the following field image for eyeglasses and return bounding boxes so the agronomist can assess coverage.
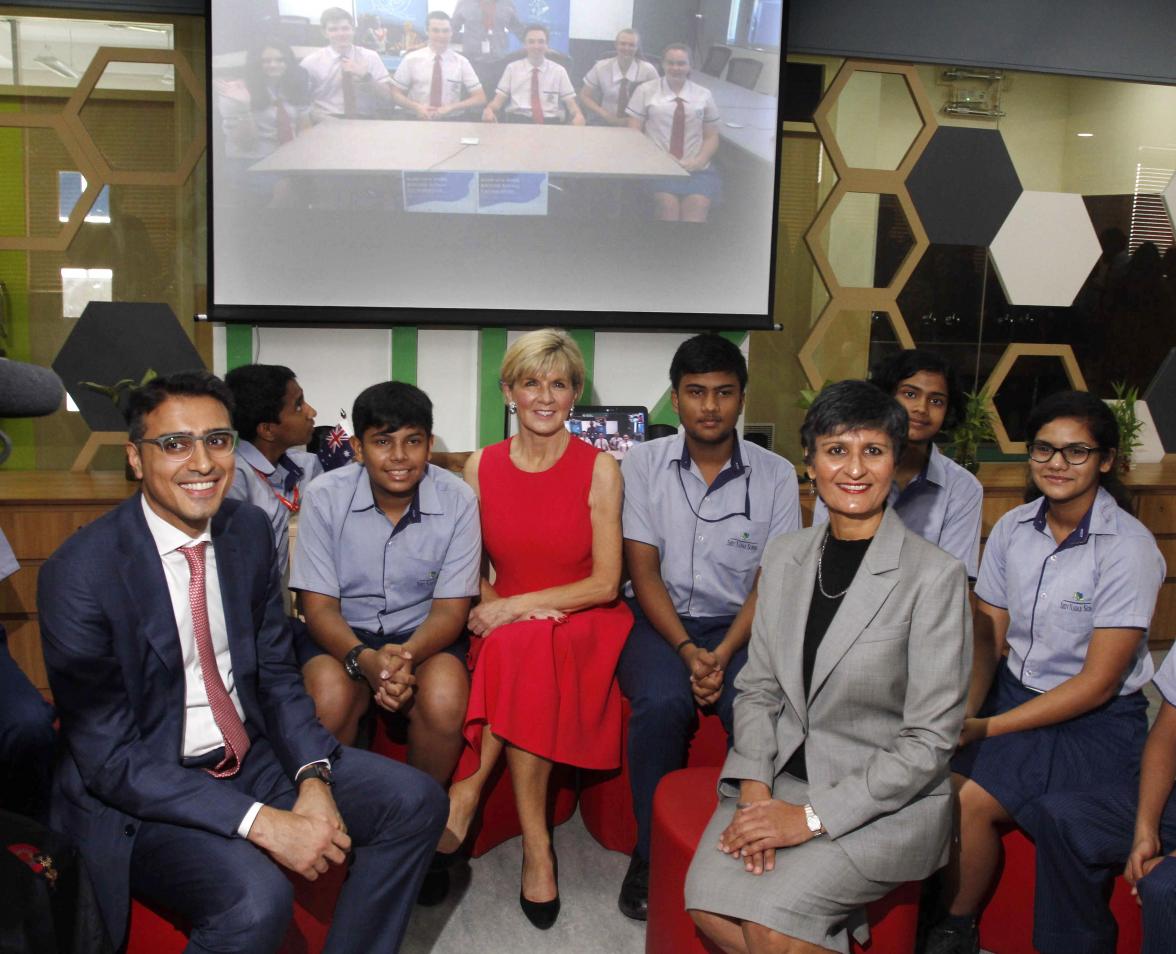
[136,429,239,462]
[1027,441,1102,465]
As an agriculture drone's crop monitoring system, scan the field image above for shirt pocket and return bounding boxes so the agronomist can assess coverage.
[716,519,771,572]
[857,621,911,644]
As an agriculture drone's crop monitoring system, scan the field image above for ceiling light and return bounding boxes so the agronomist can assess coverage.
[1076,132,1094,138]
[107,23,170,36]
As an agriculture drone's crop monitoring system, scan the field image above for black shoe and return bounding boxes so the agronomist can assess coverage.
[617,852,649,921]
[416,866,450,907]
[922,921,980,954]
[519,891,561,929]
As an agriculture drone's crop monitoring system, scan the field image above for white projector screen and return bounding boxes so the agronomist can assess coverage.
[209,0,787,328]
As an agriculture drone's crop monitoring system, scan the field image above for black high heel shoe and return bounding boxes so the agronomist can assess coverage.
[519,850,560,929]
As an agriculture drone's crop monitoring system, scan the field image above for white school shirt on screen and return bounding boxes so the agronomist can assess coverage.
[217,86,311,160]
[300,44,390,118]
[582,56,658,116]
[1154,644,1176,707]
[497,58,575,120]
[626,77,720,169]
[392,47,481,106]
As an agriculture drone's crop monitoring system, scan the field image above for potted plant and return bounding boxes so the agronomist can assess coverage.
[948,389,996,474]
[1107,380,1144,472]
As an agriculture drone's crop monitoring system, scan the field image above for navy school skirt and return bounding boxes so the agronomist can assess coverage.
[951,662,1148,835]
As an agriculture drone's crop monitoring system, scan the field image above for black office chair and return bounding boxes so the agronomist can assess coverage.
[701,45,731,78]
[725,57,763,90]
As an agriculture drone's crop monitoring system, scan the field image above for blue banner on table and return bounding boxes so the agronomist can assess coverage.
[507,0,571,54]
[478,173,548,215]
[402,172,478,213]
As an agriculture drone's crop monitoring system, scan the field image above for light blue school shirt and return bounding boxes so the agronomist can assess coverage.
[1154,645,1176,707]
[975,486,1164,695]
[225,441,323,577]
[812,443,982,578]
[621,433,801,618]
[289,461,481,637]
[0,528,18,582]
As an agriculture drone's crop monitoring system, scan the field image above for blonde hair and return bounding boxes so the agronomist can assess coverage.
[499,328,586,399]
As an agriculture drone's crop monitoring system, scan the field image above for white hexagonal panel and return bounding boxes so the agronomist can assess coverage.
[1164,170,1176,231]
[989,191,1101,307]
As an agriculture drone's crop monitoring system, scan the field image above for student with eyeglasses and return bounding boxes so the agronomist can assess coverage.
[925,390,1165,954]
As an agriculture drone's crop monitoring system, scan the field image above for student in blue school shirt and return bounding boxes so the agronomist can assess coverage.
[1031,646,1176,954]
[924,390,1166,954]
[812,349,982,577]
[615,333,801,920]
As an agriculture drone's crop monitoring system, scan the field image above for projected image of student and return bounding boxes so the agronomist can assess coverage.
[627,44,721,222]
[302,6,393,122]
[391,11,487,121]
[215,39,310,206]
[580,29,657,126]
[451,0,524,66]
[483,24,584,125]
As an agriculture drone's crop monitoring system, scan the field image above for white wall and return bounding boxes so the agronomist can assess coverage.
[417,328,480,451]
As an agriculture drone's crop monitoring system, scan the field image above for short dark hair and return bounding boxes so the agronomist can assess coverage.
[352,381,433,438]
[125,370,235,442]
[224,364,296,442]
[669,334,748,391]
[870,349,967,430]
[799,379,907,464]
[522,22,549,41]
[427,10,451,24]
[320,6,354,28]
[1023,389,1131,510]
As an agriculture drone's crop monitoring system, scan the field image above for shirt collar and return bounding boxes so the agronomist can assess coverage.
[238,440,274,476]
[673,434,747,492]
[1028,491,1105,552]
[350,462,441,516]
[140,495,212,556]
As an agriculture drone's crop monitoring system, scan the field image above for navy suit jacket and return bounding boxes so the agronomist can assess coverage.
[37,494,338,947]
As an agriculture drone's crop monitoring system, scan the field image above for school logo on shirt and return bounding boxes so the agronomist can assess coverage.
[417,568,440,586]
[1059,591,1093,614]
[726,531,759,553]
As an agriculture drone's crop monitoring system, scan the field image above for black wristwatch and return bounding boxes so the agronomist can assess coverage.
[295,762,333,787]
[343,643,372,682]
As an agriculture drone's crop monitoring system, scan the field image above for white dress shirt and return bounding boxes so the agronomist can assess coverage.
[496,58,575,120]
[300,44,391,118]
[392,46,481,107]
[140,497,262,836]
[582,56,658,117]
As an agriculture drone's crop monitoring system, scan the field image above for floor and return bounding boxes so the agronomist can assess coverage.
[402,808,646,954]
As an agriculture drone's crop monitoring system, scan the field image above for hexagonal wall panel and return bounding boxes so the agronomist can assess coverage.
[908,127,1022,247]
[0,113,102,252]
[814,61,937,180]
[989,192,1101,307]
[63,47,205,188]
[806,184,928,297]
[799,303,916,388]
[53,301,204,432]
[981,343,1087,454]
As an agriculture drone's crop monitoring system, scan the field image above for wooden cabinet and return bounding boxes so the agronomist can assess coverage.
[0,473,137,692]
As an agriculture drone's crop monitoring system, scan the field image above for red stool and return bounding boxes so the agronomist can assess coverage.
[371,713,577,858]
[126,863,345,954]
[647,767,921,954]
[979,826,1143,954]
[580,696,729,854]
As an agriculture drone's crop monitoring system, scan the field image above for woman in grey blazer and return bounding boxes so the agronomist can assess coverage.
[685,380,971,954]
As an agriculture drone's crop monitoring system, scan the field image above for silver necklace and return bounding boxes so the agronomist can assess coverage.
[816,531,851,600]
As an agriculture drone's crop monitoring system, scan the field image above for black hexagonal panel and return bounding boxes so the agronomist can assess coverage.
[53,302,204,432]
[1144,348,1176,453]
[907,127,1022,247]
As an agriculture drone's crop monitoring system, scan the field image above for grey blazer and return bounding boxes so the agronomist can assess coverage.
[719,506,971,883]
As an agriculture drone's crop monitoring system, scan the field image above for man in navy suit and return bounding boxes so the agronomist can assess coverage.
[37,370,447,954]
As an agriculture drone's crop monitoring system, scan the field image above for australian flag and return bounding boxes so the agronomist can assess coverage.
[313,415,355,472]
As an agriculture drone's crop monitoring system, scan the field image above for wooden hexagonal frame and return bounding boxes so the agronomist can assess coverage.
[799,301,916,388]
[804,181,929,301]
[813,60,937,183]
[63,46,206,188]
[982,343,1088,455]
[0,112,103,252]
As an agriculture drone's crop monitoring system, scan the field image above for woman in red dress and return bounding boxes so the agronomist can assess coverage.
[441,328,632,928]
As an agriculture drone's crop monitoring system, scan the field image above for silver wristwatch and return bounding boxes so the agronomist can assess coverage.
[803,802,824,837]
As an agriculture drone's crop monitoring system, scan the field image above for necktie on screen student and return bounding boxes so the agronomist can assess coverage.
[531,67,544,124]
[341,57,356,116]
[617,77,631,118]
[181,543,251,778]
[670,97,685,159]
[276,100,294,143]
[430,55,443,107]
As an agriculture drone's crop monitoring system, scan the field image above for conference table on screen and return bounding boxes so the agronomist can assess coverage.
[690,71,778,163]
[250,119,688,178]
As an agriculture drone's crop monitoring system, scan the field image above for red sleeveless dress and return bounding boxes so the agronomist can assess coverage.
[456,436,632,773]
